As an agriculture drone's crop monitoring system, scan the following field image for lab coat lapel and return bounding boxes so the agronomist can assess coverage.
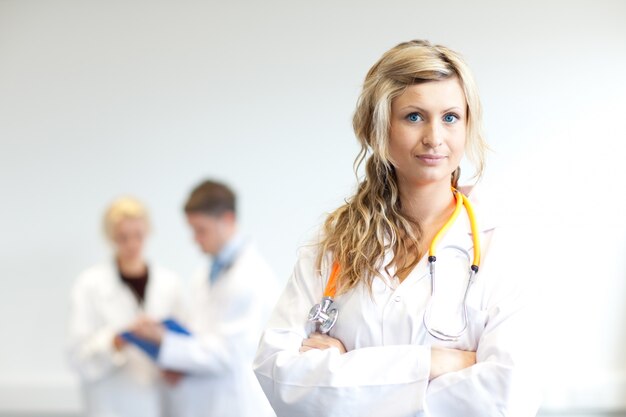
[101,260,140,313]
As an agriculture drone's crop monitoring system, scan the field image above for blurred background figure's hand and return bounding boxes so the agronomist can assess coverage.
[130,316,165,344]
[162,370,185,386]
[112,334,127,352]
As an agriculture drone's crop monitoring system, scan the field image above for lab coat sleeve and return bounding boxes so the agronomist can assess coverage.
[157,275,270,374]
[253,247,432,417]
[424,227,542,416]
[66,277,126,381]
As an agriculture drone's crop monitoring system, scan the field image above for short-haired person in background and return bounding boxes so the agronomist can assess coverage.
[132,180,278,417]
[253,40,540,416]
[68,197,185,417]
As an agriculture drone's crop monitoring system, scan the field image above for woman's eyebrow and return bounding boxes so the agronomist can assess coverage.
[400,105,427,112]
[399,105,464,113]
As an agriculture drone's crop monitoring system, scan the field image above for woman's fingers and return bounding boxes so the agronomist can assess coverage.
[302,335,331,349]
[300,332,347,354]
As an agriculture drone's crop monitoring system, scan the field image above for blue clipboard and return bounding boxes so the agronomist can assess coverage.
[120,318,191,360]
[162,318,191,336]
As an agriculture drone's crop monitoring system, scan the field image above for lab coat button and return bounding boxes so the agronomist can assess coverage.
[394,295,401,302]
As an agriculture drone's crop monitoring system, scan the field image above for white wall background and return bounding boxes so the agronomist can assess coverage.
[0,0,625,414]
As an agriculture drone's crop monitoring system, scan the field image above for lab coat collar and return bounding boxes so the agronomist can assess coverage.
[214,233,246,266]
[101,259,151,308]
[382,187,495,284]
[210,233,247,282]
[320,185,498,282]
[434,185,498,262]
[457,184,499,233]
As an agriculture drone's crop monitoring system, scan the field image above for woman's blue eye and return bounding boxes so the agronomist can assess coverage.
[407,113,422,122]
[443,113,459,123]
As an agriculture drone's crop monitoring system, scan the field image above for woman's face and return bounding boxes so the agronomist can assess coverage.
[111,217,148,262]
[388,77,467,190]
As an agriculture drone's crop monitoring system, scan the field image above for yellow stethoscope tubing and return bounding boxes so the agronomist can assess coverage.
[423,190,481,341]
[323,188,481,300]
[461,192,481,269]
[428,188,464,260]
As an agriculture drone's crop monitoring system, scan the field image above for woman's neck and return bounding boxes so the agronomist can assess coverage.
[117,257,147,278]
[399,181,455,226]
[393,180,455,281]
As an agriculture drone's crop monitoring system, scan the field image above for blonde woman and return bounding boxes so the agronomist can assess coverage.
[68,197,184,417]
[254,40,540,416]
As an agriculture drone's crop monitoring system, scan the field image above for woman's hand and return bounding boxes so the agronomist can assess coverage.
[429,346,476,380]
[300,332,347,354]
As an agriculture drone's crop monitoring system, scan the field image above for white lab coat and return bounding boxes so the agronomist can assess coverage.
[158,242,279,417]
[254,192,541,417]
[68,262,185,417]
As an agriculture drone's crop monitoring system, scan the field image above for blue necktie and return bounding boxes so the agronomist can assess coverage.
[209,259,224,283]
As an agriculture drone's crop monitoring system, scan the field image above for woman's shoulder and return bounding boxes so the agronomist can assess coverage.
[297,240,343,299]
[459,183,502,232]
[72,262,116,294]
[294,229,332,268]
[76,262,114,281]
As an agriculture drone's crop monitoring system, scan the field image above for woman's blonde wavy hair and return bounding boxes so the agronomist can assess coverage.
[317,40,487,295]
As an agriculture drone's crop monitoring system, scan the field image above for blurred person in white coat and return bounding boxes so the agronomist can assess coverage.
[253,40,541,416]
[67,196,185,417]
[132,180,278,417]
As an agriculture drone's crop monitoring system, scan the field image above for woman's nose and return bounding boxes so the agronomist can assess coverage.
[421,121,443,148]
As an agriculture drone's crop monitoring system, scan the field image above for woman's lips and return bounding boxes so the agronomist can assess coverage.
[416,154,446,166]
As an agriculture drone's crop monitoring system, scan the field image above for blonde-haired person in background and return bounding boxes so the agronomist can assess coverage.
[68,196,185,417]
[254,40,540,416]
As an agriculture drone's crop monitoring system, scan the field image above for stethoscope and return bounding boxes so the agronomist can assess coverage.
[308,188,481,341]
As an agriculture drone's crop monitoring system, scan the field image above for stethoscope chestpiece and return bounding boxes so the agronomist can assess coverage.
[307,296,338,334]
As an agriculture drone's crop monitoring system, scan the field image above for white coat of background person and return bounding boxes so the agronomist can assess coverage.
[253,40,542,416]
[132,180,278,417]
[67,196,185,417]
